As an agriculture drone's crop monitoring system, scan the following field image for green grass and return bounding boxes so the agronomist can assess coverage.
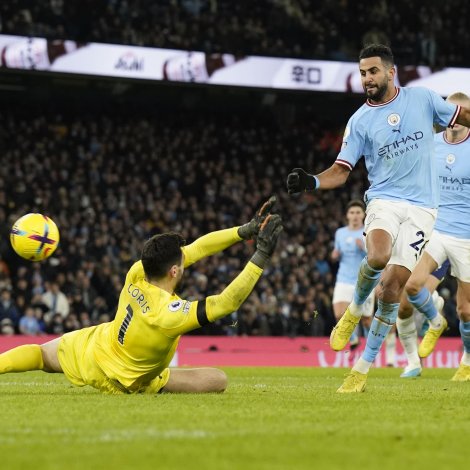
[1,368,469,470]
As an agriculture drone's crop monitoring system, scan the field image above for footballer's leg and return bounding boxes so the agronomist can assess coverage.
[397,256,439,377]
[331,227,391,352]
[409,254,448,358]
[40,338,63,372]
[397,269,443,377]
[452,280,470,381]
[0,338,62,374]
[160,368,227,393]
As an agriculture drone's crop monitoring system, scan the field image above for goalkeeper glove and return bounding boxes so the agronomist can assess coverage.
[238,195,277,240]
[251,214,283,268]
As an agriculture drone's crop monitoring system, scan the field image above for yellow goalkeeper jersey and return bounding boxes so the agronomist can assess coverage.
[91,227,262,391]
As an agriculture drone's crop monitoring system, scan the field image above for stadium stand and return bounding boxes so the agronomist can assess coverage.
[0,2,462,338]
[1,0,470,66]
[0,103,371,336]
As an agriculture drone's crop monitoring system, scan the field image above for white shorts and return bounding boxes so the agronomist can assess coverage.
[332,282,375,317]
[425,230,470,282]
[364,199,437,272]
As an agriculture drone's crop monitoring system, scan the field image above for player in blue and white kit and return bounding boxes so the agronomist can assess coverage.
[287,44,470,392]
[331,200,374,350]
[397,92,470,381]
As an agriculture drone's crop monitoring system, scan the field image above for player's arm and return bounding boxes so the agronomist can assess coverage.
[331,248,340,261]
[182,196,276,267]
[287,163,350,194]
[331,230,341,261]
[182,228,242,267]
[161,215,283,336]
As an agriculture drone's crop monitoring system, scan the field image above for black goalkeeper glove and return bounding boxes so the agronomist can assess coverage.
[251,214,283,269]
[286,168,317,195]
[238,195,277,240]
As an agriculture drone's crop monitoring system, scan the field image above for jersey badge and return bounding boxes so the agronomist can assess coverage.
[446,154,456,165]
[387,113,401,126]
[168,300,183,312]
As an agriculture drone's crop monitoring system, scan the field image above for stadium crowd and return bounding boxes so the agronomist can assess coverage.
[1,0,469,67]
[0,108,460,337]
[0,108,368,337]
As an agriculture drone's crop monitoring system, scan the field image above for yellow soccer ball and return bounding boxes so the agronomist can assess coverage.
[10,213,60,261]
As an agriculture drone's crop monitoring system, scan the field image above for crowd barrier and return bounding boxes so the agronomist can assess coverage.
[0,335,463,368]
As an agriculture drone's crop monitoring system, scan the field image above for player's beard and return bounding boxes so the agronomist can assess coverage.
[364,77,388,102]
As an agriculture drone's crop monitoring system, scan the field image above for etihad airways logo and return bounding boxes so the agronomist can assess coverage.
[378,131,424,158]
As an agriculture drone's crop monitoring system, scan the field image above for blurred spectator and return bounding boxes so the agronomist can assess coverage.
[1,318,15,336]
[18,306,42,335]
[41,281,70,321]
[0,289,20,328]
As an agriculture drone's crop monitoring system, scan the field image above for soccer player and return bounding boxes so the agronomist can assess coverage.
[0,198,282,394]
[396,92,470,381]
[286,44,470,392]
[331,200,374,350]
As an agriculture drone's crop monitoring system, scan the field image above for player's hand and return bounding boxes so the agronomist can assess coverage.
[355,238,365,250]
[286,168,317,194]
[238,196,277,240]
[251,214,283,268]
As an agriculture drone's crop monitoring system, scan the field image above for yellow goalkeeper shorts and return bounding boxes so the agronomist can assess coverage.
[58,326,170,394]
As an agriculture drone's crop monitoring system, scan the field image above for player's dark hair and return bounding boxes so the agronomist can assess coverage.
[347,199,366,212]
[141,233,186,280]
[359,44,394,67]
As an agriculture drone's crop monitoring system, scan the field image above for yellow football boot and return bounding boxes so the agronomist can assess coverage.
[330,308,360,351]
[418,315,448,358]
[336,370,367,393]
[451,363,470,382]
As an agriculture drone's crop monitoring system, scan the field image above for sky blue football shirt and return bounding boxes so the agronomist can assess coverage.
[434,130,470,238]
[336,87,460,208]
[334,226,366,285]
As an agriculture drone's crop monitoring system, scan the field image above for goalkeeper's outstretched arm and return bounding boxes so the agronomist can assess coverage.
[163,214,283,337]
[182,196,276,267]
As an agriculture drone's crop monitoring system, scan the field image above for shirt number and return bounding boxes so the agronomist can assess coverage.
[118,304,133,345]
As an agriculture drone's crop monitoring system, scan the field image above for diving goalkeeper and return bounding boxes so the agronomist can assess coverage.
[0,197,282,394]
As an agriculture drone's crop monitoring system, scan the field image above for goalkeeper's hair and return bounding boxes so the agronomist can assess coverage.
[359,44,394,68]
[141,232,186,280]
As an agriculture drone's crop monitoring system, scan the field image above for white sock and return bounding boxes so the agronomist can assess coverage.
[429,295,445,330]
[397,316,421,369]
[429,313,444,330]
[461,351,470,366]
[348,301,363,319]
[353,356,372,374]
[385,331,397,366]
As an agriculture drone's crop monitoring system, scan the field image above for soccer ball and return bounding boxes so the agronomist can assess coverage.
[10,213,60,261]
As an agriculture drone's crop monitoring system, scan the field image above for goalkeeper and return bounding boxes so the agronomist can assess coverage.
[0,197,282,394]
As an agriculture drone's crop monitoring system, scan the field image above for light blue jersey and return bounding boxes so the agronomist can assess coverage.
[337,87,460,208]
[334,226,366,285]
[434,130,470,238]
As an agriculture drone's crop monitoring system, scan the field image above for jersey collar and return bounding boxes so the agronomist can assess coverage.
[443,128,470,145]
[366,87,400,107]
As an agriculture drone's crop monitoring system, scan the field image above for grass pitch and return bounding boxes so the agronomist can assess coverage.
[1,367,469,470]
